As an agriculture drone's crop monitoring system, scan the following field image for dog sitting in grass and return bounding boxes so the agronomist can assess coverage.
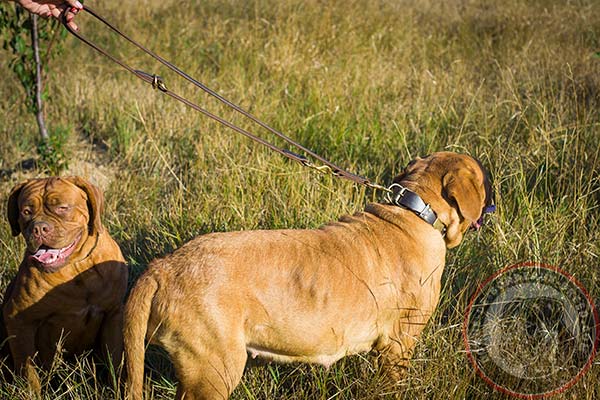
[1,177,128,392]
[124,152,494,400]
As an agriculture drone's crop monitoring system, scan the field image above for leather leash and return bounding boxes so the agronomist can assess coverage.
[60,6,452,234]
[60,6,390,193]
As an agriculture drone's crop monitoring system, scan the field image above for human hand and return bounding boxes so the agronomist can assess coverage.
[12,0,83,31]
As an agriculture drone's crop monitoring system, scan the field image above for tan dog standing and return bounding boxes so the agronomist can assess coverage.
[1,177,128,391]
[124,152,494,400]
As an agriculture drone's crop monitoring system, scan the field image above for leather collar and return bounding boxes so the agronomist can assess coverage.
[386,183,447,235]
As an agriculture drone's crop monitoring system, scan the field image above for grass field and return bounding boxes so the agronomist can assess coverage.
[1,0,600,398]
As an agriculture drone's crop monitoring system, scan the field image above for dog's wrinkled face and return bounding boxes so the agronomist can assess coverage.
[394,152,494,248]
[7,177,104,272]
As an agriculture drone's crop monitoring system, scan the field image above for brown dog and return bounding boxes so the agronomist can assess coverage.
[124,152,494,400]
[1,177,128,391]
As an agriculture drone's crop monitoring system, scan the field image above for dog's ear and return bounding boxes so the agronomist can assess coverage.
[65,177,105,235]
[442,169,482,224]
[7,181,29,237]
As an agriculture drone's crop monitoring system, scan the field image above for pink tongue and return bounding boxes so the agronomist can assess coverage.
[33,249,61,264]
[471,216,484,230]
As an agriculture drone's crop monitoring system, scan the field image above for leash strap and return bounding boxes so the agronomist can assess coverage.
[60,6,390,193]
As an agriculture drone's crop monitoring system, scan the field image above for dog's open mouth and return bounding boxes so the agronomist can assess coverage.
[29,237,80,270]
[471,204,496,230]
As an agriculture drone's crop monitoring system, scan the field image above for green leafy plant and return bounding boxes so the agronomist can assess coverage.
[0,2,69,173]
[37,125,69,175]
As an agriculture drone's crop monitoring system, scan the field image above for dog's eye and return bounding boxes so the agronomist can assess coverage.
[55,205,71,214]
[21,209,32,217]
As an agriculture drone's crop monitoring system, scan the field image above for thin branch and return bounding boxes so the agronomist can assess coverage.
[31,14,49,141]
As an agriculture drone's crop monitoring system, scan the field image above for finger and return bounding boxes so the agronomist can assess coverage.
[35,5,53,18]
[64,0,84,10]
[67,6,79,17]
[67,20,79,31]
[53,4,79,28]
[64,9,79,30]
[50,7,62,19]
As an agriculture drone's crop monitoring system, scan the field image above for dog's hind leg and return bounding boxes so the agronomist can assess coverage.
[167,328,248,400]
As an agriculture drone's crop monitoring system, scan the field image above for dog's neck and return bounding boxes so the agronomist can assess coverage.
[391,180,471,249]
[385,184,447,234]
[365,202,437,232]
[367,180,466,248]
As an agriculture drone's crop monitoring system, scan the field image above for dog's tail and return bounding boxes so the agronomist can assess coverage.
[124,274,158,400]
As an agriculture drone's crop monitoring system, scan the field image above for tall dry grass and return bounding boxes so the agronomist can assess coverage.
[1,0,599,398]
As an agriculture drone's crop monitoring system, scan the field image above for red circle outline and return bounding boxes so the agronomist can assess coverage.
[462,261,600,399]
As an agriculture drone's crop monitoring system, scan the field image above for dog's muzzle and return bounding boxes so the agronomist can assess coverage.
[471,204,496,230]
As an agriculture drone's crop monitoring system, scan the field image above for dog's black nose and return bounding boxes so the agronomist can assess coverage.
[32,221,53,238]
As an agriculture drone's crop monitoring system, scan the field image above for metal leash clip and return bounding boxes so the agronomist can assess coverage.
[151,74,167,92]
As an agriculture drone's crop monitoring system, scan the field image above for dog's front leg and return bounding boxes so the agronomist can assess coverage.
[377,334,417,383]
[99,307,124,371]
[5,319,41,393]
